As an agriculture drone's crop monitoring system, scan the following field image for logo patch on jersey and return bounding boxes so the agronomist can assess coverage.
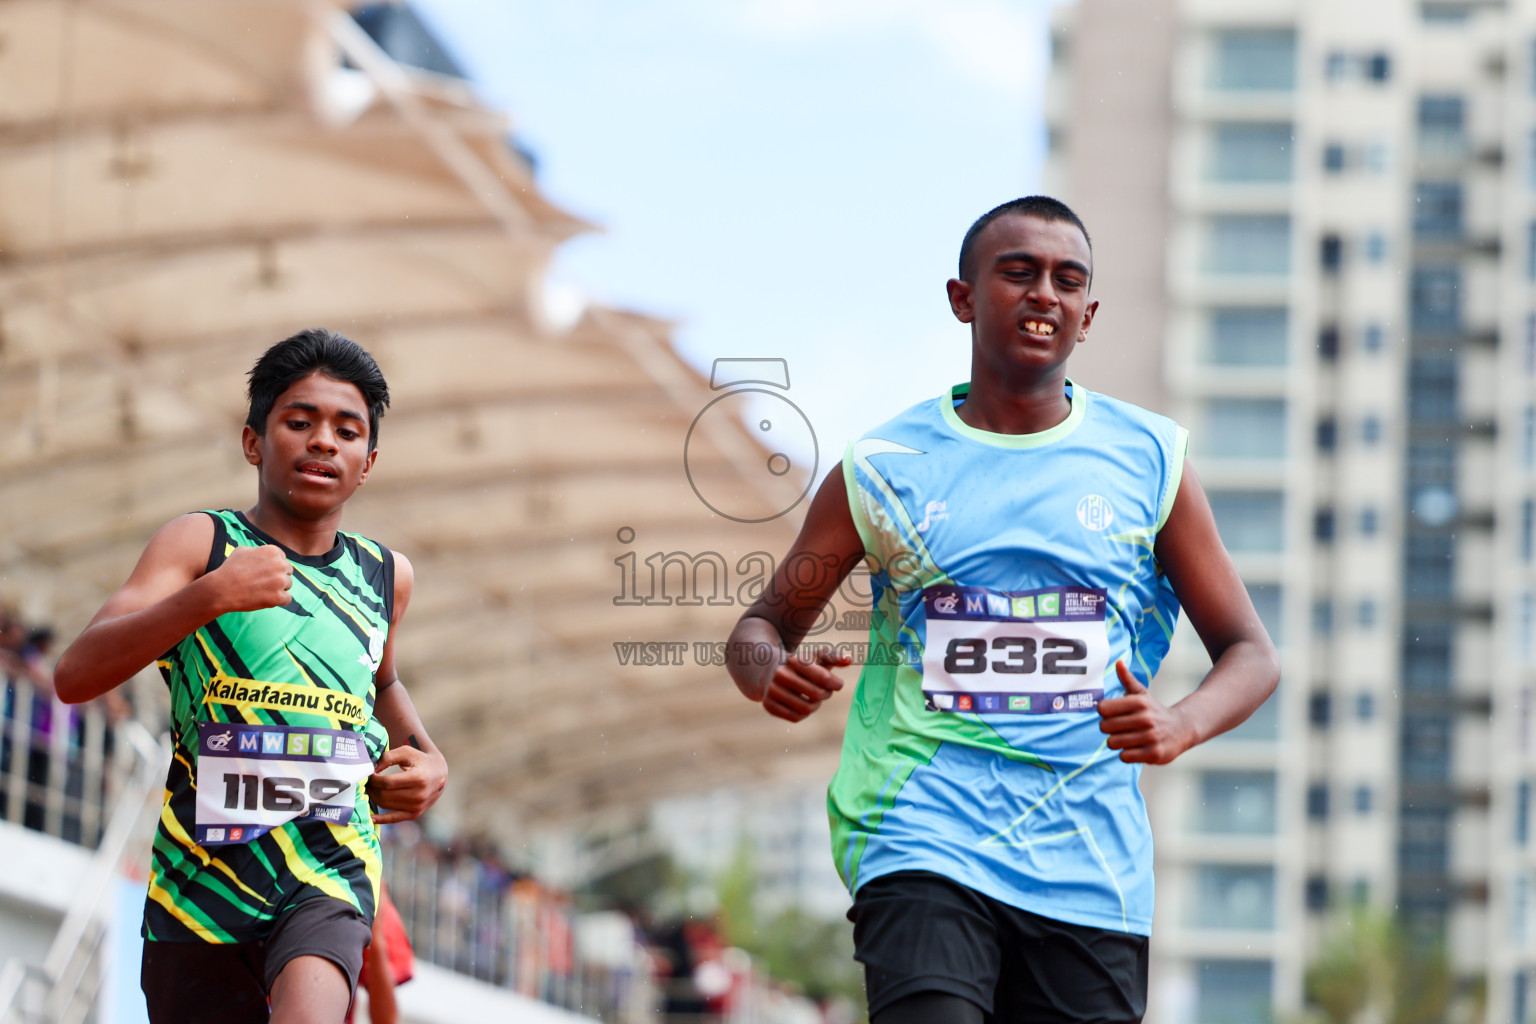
[1076,494,1114,531]
[916,500,948,533]
[359,628,386,673]
[206,729,233,752]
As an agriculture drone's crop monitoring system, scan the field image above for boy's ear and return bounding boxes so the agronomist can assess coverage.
[358,448,378,484]
[1078,299,1100,343]
[241,425,262,467]
[947,278,975,324]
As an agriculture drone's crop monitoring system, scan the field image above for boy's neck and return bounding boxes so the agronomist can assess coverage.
[242,501,342,557]
[956,369,1072,436]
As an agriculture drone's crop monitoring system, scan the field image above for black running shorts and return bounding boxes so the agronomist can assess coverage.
[849,870,1149,1023]
[141,897,371,1024]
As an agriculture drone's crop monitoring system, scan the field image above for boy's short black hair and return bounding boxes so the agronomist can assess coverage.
[246,329,390,451]
[958,196,1093,282]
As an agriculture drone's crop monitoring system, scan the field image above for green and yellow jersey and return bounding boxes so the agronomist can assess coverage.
[145,509,393,943]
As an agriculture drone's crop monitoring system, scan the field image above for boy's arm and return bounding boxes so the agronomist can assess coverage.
[366,552,449,824]
[1097,461,1281,763]
[726,469,864,723]
[54,514,294,704]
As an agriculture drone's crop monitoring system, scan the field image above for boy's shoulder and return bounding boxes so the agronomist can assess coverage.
[1076,383,1183,439]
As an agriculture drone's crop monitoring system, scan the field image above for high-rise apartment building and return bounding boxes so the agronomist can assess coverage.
[1046,2,1536,1022]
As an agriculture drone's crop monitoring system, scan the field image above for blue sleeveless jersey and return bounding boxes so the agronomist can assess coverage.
[829,381,1187,935]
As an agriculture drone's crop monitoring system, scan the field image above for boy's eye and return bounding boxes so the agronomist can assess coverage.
[286,419,309,430]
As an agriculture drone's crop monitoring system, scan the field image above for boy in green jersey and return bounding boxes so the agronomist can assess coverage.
[56,329,449,1024]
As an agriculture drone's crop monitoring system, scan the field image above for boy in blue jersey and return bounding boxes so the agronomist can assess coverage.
[726,197,1279,1024]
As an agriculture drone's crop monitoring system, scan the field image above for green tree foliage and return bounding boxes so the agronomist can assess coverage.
[1303,911,1480,1024]
[714,840,863,1005]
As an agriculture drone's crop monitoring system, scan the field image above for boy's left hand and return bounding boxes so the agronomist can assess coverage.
[1097,660,1195,765]
[367,744,449,824]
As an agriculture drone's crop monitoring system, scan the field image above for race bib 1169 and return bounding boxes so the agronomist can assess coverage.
[921,584,1111,715]
[193,721,374,846]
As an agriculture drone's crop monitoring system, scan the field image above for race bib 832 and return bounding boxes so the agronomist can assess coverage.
[921,584,1111,715]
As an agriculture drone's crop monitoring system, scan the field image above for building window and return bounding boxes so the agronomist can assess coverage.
[1413,181,1463,240]
[1212,29,1297,92]
[1249,583,1283,647]
[1523,499,1535,562]
[1325,51,1350,81]
[1356,599,1378,629]
[1314,508,1336,541]
[1221,690,1280,741]
[1318,325,1340,359]
[1357,692,1376,720]
[1368,53,1392,81]
[1210,123,1295,183]
[1422,4,1470,22]
[1323,143,1346,172]
[1309,691,1332,726]
[1359,507,1380,535]
[1196,771,1278,835]
[1418,94,1466,155]
[1361,324,1385,353]
[1363,232,1387,262]
[1352,879,1371,905]
[1403,622,1453,690]
[1190,865,1277,930]
[1525,314,1536,375]
[1527,407,1536,468]
[1519,780,1531,846]
[1209,216,1292,275]
[1403,716,1451,780]
[1320,234,1343,273]
[1308,783,1330,819]
[1360,416,1382,445]
[1316,417,1338,452]
[1354,785,1374,813]
[1410,266,1461,333]
[1305,876,1329,911]
[1312,600,1334,637]
[1205,399,1288,459]
[1363,141,1391,172]
[1196,960,1274,1024]
[1209,491,1285,552]
[1517,592,1529,666]
[1209,307,1289,366]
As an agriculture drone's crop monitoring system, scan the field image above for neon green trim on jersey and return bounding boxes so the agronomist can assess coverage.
[1155,426,1189,532]
[841,442,880,560]
[939,380,1087,449]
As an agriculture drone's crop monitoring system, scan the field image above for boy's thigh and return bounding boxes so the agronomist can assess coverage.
[849,870,1148,1024]
[992,902,1149,1024]
[849,871,1001,1019]
[140,897,371,1024]
[142,940,269,1024]
[262,896,372,998]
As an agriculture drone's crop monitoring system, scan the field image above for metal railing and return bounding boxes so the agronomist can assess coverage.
[0,676,165,1024]
[1,682,116,847]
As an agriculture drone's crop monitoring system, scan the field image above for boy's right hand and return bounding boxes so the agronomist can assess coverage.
[210,545,294,613]
[760,650,851,723]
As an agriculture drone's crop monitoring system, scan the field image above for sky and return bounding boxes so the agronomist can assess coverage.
[412,0,1055,478]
